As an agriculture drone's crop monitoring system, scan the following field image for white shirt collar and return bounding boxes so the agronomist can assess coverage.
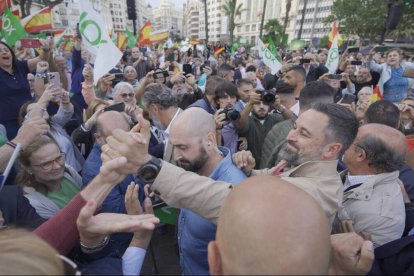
[344,173,376,191]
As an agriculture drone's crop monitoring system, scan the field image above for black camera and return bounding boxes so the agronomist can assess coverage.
[220,105,240,121]
[258,90,276,105]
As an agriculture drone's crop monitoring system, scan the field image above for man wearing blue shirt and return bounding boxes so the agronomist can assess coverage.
[169,108,246,275]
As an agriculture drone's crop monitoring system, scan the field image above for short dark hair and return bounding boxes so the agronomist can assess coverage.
[142,84,177,110]
[215,81,239,102]
[237,78,254,88]
[245,65,256,72]
[356,134,405,173]
[264,73,277,90]
[217,64,234,74]
[311,103,359,155]
[275,80,294,94]
[299,81,335,111]
[287,65,306,80]
[364,100,400,129]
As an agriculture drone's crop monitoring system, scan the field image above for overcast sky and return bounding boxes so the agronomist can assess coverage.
[149,0,187,8]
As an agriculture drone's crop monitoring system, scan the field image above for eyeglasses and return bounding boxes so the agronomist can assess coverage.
[31,153,66,170]
[120,93,134,98]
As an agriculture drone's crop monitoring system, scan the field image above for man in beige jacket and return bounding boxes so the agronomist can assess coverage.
[102,102,359,226]
[337,123,406,248]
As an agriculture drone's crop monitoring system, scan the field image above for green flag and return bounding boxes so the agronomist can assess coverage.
[125,28,137,48]
[1,6,27,46]
[268,36,281,62]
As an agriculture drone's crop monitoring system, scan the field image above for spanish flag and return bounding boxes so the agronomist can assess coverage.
[369,86,383,104]
[117,32,128,49]
[21,7,52,33]
[150,30,168,44]
[138,21,151,47]
[328,21,343,48]
[214,46,225,56]
[189,39,202,45]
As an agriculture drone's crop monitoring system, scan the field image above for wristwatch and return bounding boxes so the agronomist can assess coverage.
[136,156,162,184]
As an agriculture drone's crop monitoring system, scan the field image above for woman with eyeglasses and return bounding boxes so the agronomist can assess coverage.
[19,85,85,173]
[16,136,83,219]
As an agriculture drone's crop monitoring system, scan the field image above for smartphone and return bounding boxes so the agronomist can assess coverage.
[347,47,360,53]
[204,60,211,67]
[47,72,61,88]
[183,64,192,75]
[351,61,362,66]
[103,102,125,112]
[168,52,175,62]
[153,70,169,79]
[300,58,311,64]
[341,94,356,104]
[113,73,124,82]
[327,74,342,80]
[20,38,41,48]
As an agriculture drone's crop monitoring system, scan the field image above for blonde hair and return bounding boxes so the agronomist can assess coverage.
[0,229,64,275]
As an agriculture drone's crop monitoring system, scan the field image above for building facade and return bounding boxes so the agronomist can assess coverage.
[152,0,184,37]
[291,0,334,40]
[183,0,200,39]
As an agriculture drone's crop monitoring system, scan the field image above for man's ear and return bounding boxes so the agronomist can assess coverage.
[206,132,216,149]
[208,241,223,276]
[323,142,342,160]
[94,133,103,146]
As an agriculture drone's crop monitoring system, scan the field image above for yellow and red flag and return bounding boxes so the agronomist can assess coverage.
[189,39,202,45]
[138,21,151,47]
[21,7,52,33]
[117,32,128,49]
[369,86,383,104]
[214,46,225,56]
[150,30,168,44]
[328,21,343,48]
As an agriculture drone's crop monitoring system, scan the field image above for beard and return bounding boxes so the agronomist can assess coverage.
[278,141,323,167]
[176,146,208,173]
[253,108,268,120]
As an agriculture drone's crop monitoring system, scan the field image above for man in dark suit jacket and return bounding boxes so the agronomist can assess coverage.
[301,52,329,83]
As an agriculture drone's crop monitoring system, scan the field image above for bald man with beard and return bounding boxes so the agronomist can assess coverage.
[169,108,246,275]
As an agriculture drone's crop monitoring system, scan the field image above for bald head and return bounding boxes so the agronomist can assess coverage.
[171,108,215,138]
[96,111,130,139]
[345,123,407,174]
[209,176,331,275]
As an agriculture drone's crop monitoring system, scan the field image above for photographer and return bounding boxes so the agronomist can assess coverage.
[214,81,241,154]
[235,89,291,168]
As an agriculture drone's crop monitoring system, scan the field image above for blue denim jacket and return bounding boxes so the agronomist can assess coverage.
[178,147,246,275]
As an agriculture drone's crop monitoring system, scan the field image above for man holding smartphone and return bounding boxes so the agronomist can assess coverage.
[300,52,329,83]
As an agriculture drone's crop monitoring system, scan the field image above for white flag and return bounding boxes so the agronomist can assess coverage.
[326,35,339,74]
[79,1,122,84]
[257,38,282,75]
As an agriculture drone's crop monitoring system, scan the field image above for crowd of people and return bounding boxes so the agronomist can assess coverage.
[0,30,414,275]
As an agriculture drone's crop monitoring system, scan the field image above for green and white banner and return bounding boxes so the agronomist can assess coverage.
[1,6,27,46]
[79,1,122,84]
[326,35,339,74]
[257,38,282,75]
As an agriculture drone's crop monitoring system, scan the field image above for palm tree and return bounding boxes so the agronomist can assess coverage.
[264,19,284,39]
[283,0,292,34]
[202,0,209,44]
[222,0,246,45]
